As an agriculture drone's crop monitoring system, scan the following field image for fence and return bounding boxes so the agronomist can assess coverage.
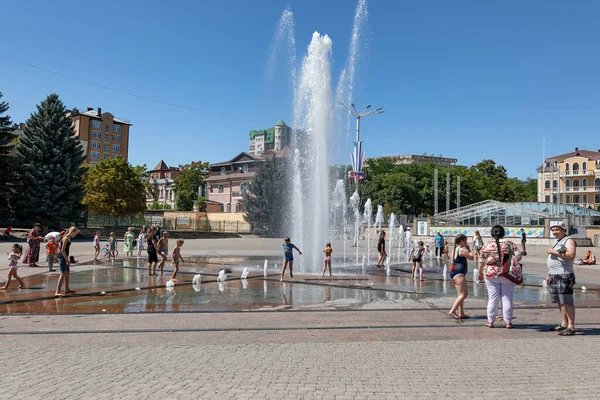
[86,214,158,229]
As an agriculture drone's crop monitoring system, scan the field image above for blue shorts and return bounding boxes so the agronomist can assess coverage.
[284,257,293,262]
[450,263,467,280]
[59,258,70,273]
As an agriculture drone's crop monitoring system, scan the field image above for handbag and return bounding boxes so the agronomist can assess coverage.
[499,243,523,284]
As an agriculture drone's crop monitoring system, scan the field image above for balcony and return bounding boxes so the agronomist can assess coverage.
[231,191,243,199]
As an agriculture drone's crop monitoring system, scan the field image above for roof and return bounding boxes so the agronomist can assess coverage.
[71,109,132,125]
[544,148,600,164]
[205,171,257,182]
[275,119,288,127]
[210,152,263,167]
[274,146,293,158]
[249,127,275,143]
[152,160,169,171]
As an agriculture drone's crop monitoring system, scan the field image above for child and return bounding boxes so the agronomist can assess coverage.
[157,231,169,275]
[322,242,333,277]
[171,239,184,281]
[443,241,450,260]
[93,231,101,261]
[137,228,145,258]
[1,244,25,289]
[47,236,58,272]
[108,232,116,263]
[409,241,425,281]
[280,237,302,281]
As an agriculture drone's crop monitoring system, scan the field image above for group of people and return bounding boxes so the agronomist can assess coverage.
[446,221,577,336]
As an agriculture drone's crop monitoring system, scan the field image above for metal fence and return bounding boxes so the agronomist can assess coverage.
[86,214,157,229]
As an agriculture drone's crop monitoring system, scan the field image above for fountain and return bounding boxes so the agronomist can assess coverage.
[349,191,361,267]
[386,213,396,273]
[397,224,404,263]
[331,179,348,264]
[363,198,373,263]
[263,259,268,277]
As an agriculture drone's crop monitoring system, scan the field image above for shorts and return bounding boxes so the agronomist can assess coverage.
[450,263,468,280]
[94,245,100,250]
[9,264,18,270]
[412,257,422,263]
[159,250,167,255]
[58,258,69,273]
[284,257,293,262]
[147,251,158,264]
[549,273,575,305]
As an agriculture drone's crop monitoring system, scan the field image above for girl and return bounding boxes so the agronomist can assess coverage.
[1,244,25,289]
[56,227,79,296]
[124,227,134,257]
[280,237,302,281]
[157,231,169,275]
[322,242,333,277]
[137,227,145,258]
[472,231,484,283]
[108,232,116,263]
[171,239,185,281]
[376,231,387,267]
[409,241,425,281]
[448,234,474,320]
[443,241,450,260]
[93,231,101,261]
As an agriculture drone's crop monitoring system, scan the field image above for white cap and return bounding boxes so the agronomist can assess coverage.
[550,221,566,230]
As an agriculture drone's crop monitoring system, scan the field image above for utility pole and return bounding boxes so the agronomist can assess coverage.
[456,176,461,209]
[434,169,439,215]
[446,172,451,211]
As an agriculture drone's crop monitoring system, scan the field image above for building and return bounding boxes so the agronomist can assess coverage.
[370,154,458,167]
[205,152,263,213]
[146,160,180,209]
[67,107,132,165]
[249,120,291,155]
[537,147,600,209]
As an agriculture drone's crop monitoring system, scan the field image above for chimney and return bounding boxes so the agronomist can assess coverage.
[97,107,102,116]
[575,147,579,152]
[87,107,93,112]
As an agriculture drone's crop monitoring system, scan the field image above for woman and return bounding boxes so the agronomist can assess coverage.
[146,226,159,276]
[448,234,474,319]
[124,227,134,257]
[23,223,43,268]
[480,225,522,329]
[55,226,79,297]
[578,250,596,265]
[376,231,387,267]
[472,231,484,283]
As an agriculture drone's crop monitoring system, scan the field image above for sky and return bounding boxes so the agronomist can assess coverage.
[1,0,600,179]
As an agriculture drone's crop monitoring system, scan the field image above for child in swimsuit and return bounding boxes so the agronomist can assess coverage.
[322,242,333,277]
[280,237,302,281]
[171,239,184,281]
[108,232,116,263]
[1,244,25,289]
[409,241,425,281]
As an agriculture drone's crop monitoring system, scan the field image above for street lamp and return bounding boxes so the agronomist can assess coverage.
[339,102,384,193]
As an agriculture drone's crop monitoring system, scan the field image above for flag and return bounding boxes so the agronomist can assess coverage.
[349,141,366,183]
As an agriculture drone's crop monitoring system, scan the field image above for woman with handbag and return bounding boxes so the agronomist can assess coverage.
[480,225,522,329]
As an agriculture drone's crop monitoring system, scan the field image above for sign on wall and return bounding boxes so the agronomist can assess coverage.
[429,226,544,238]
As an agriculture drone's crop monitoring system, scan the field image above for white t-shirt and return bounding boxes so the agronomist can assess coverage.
[44,232,61,242]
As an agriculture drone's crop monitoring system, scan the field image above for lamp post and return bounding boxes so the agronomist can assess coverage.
[339,103,384,194]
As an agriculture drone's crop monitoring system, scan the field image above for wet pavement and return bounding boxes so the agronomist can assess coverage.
[2,256,600,314]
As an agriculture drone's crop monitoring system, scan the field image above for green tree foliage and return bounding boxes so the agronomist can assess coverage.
[82,157,147,216]
[243,156,288,236]
[173,161,209,211]
[0,92,15,216]
[362,157,536,216]
[13,94,85,221]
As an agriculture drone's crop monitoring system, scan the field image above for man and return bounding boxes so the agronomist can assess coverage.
[546,221,577,336]
[434,231,444,259]
[520,228,527,255]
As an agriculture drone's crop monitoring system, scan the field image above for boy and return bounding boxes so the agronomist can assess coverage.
[280,237,302,281]
[46,236,58,272]
[157,231,169,275]
[322,242,333,277]
[171,239,184,281]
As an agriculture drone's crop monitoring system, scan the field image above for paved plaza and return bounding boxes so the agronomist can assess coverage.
[0,237,599,399]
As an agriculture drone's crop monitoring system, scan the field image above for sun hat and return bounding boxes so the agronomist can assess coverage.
[550,221,566,230]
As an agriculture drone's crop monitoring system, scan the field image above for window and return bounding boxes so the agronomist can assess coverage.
[91,130,102,139]
[104,145,109,153]
[583,179,588,190]
[90,151,101,160]
[595,178,600,189]
[91,141,101,149]
[92,121,102,129]
[574,194,580,204]
[565,163,570,175]
[111,154,117,159]
[544,180,550,189]
[112,134,120,142]
[105,124,110,133]
[566,195,571,204]
[552,180,557,189]
[242,164,248,173]
[159,189,163,199]
[235,203,241,213]
[112,144,121,152]
[595,194,600,204]
[104,135,110,143]
[573,162,580,174]
[218,185,224,193]
[104,154,109,159]
[226,203,231,213]
[545,195,550,202]
[240,183,248,192]
[583,162,587,174]
[220,167,226,175]
[573,179,580,189]
[583,194,588,204]
[113,124,121,132]
[565,179,570,189]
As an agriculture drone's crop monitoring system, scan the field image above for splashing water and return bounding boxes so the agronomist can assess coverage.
[363,198,373,262]
[386,213,396,272]
[349,191,361,268]
[266,6,297,89]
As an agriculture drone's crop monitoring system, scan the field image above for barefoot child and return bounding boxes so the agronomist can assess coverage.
[171,239,184,281]
[322,242,333,277]
[409,241,425,281]
[108,232,116,263]
[1,244,25,289]
[157,231,169,275]
[47,236,58,272]
[280,237,302,281]
[93,231,101,261]
[443,240,450,260]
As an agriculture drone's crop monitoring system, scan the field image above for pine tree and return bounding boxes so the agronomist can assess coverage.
[0,92,16,216]
[13,94,86,222]
[243,155,288,236]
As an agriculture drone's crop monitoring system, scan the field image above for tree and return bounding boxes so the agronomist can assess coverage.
[243,156,288,236]
[173,161,210,211]
[0,92,15,216]
[82,157,147,216]
[13,94,85,222]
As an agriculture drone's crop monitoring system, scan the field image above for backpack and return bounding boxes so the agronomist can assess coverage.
[499,243,523,284]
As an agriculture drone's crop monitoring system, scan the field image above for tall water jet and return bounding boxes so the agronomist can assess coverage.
[386,213,396,272]
[266,5,297,89]
[332,179,348,265]
[349,191,361,267]
[363,198,373,263]
[290,32,334,272]
[397,224,404,262]
[375,205,384,233]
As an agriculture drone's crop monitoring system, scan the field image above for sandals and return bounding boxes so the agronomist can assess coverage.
[558,328,576,336]
[505,323,513,329]
[486,322,494,328]
[549,325,567,332]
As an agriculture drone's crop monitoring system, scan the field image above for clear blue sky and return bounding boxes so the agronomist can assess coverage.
[1,0,599,179]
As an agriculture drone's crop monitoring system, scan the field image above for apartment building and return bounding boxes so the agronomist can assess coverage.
[537,147,600,209]
[248,120,290,155]
[67,107,131,165]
